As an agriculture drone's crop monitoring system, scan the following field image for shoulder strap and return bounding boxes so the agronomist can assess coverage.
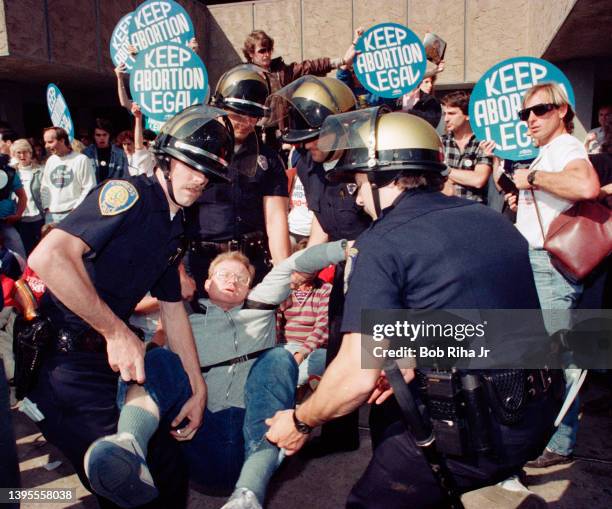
[191,300,207,315]
[243,299,278,311]
[530,189,546,241]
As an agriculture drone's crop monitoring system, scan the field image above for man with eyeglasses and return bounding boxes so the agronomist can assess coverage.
[509,82,600,468]
[84,240,350,509]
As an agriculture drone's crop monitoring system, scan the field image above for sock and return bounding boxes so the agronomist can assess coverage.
[117,405,159,453]
[235,445,280,503]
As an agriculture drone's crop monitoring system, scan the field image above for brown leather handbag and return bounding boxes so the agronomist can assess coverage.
[532,190,612,283]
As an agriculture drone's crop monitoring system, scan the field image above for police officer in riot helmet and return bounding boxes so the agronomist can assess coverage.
[24,105,234,509]
[266,107,563,507]
[184,64,291,298]
[268,76,370,456]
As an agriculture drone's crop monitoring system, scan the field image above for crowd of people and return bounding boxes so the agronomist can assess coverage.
[0,25,611,509]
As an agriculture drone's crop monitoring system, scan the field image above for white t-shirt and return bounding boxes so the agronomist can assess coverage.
[41,151,96,213]
[288,175,313,237]
[17,165,43,218]
[516,133,588,248]
[128,148,156,177]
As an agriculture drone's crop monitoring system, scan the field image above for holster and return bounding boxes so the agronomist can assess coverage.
[416,369,563,459]
[12,315,54,400]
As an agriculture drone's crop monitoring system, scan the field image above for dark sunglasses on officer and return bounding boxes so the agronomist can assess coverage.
[518,103,558,122]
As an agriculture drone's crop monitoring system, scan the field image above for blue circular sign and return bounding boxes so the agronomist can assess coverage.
[353,23,427,99]
[469,57,575,161]
[129,42,208,122]
[128,0,195,54]
[110,13,137,71]
[46,84,74,141]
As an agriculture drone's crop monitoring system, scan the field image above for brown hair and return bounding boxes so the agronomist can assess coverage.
[242,30,274,61]
[116,130,134,144]
[396,172,447,192]
[441,91,470,115]
[43,126,71,149]
[522,82,575,134]
[208,251,256,285]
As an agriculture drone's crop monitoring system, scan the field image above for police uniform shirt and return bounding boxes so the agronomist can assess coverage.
[296,153,371,241]
[40,175,183,334]
[341,189,540,335]
[185,132,288,241]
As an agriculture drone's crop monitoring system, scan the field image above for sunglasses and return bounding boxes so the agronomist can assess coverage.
[256,47,272,55]
[518,103,557,122]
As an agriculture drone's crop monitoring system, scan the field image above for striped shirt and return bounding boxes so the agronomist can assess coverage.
[278,282,332,355]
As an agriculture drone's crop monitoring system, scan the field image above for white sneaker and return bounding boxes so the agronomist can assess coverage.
[221,487,263,509]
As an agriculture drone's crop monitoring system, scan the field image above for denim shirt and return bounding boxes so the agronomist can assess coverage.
[83,144,128,183]
[189,240,346,412]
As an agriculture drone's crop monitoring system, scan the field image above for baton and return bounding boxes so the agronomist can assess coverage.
[554,369,587,427]
[385,362,464,509]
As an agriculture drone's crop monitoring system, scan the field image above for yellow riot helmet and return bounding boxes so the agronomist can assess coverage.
[211,64,271,118]
[319,106,446,184]
[267,76,357,143]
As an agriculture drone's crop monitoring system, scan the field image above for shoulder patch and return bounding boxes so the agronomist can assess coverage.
[98,180,139,216]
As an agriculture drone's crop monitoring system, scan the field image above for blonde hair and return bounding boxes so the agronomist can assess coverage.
[208,251,255,284]
[522,82,574,134]
[11,138,33,154]
[71,139,86,153]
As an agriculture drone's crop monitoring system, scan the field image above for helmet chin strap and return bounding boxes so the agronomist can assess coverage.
[370,181,383,219]
[160,165,182,209]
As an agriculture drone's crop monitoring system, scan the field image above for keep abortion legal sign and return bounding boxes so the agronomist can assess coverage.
[46,84,74,141]
[353,23,426,99]
[469,57,575,160]
[128,0,194,53]
[129,42,208,122]
[110,13,137,71]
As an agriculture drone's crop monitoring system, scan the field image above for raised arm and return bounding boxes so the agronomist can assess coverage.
[248,240,347,305]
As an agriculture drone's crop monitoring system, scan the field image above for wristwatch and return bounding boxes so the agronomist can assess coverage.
[527,170,538,188]
[292,409,313,435]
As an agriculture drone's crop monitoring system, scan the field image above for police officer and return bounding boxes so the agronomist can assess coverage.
[25,105,234,509]
[266,108,562,507]
[270,75,369,455]
[185,64,290,296]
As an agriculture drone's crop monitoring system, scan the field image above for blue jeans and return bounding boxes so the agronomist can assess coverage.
[529,249,582,456]
[118,347,298,494]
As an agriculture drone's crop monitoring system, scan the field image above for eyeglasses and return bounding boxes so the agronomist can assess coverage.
[214,270,250,286]
[518,103,557,122]
[256,47,272,55]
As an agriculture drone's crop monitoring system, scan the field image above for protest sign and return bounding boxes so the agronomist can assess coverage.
[469,57,575,161]
[128,0,194,53]
[145,117,165,133]
[110,13,137,71]
[46,84,74,141]
[129,42,208,122]
[353,23,426,99]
